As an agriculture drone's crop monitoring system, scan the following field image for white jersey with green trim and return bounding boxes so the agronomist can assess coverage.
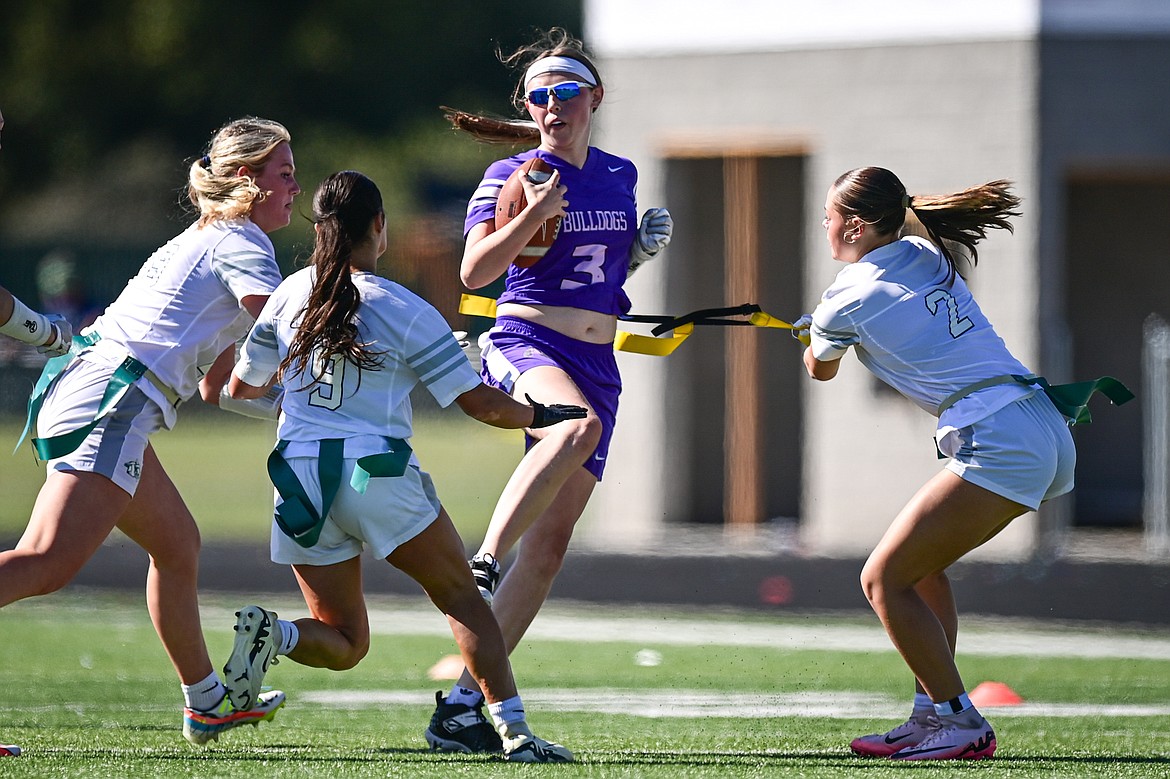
[809,236,1034,429]
[236,267,480,454]
[86,219,282,421]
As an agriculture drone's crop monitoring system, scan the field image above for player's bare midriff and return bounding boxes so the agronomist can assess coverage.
[496,302,617,344]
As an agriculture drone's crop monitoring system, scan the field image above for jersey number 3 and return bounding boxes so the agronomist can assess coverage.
[560,245,607,290]
[924,289,974,339]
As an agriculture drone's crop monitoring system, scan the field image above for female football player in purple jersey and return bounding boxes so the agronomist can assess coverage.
[428,28,673,752]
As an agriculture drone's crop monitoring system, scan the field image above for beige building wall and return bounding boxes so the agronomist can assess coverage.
[575,8,1044,559]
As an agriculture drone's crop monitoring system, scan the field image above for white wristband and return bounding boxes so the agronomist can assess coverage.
[0,295,52,346]
[218,383,283,420]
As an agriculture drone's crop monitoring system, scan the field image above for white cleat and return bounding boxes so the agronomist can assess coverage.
[182,689,285,746]
[223,605,282,711]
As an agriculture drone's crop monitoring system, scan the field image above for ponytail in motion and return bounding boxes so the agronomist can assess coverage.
[442,27,603,145]
[830,167,1022,282]
[281,171,385,387]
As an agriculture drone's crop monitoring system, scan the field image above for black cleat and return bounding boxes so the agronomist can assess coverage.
[424,691,503,754]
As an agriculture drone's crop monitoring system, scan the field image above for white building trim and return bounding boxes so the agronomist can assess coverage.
[585,0,1170,58]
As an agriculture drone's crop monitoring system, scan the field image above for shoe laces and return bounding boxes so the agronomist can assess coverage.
[902,722,953,752]
[915,714,984,749]
[912,712,940,729]
[211,694,235,716]
[470,553,500,582]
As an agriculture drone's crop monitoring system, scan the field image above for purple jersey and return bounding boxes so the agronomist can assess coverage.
[464,147,638,316]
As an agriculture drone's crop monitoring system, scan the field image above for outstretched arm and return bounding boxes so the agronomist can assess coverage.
[0,285,71,355]
[455,383,585,429]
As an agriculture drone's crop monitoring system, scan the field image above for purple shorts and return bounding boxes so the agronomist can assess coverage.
[478,315,620,480]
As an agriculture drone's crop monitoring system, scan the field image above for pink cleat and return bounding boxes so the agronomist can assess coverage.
[850,712,937,757]
[891,715,996,760]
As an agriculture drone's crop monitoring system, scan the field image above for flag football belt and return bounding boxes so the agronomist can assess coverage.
[936,373,1134,426]
[459,294,797,356]
[16,331,183,461]
[267,437,413,548]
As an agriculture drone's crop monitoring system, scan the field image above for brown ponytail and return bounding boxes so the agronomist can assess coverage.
[441,27,602,146]
[831,167,1022,282]
[440,107,540,145]
[281,171,385,387]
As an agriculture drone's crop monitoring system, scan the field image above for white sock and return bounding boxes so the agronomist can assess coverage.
[182,671,226,712]
[446,685,484,707]
[0,295,51,346]
[933,692,974,718]
[276,619,299,655]
[487,695,529,738]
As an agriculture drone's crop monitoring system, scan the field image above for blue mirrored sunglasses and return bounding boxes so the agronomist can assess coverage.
[526,81,589,106]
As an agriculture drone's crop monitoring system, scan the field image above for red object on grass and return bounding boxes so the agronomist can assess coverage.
[969,681,1023,707]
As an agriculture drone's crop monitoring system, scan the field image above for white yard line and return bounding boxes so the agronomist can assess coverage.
[298,689,1170,719]
[308,599,1170,660]
[302,600,1170,719]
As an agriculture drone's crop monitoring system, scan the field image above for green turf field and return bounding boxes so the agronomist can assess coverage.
[0,409,524,544]
[1,591,1168,777]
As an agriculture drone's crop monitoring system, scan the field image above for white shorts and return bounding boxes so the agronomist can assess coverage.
[270,456,441,566]
[38,357,165,496]
[937,391,1076,510]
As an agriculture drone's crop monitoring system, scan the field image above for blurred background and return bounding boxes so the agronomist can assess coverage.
[2,0,1168,620]
[0,0,582,324]
[0,0,581,544]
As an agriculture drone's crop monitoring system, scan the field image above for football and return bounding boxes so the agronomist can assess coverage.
[495,156,562,267]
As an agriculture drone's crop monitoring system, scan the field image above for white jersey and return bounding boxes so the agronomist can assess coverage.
[235,267,480,460]
[809,236,1035,429]
[86,219,281,426]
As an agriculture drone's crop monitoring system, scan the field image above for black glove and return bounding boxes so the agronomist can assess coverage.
[527,393,588,428]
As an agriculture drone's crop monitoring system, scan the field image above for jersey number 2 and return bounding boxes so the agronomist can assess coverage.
[924,289,974,338]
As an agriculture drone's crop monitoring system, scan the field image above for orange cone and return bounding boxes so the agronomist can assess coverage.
[969,681,1023,707]
[426,653,465,681]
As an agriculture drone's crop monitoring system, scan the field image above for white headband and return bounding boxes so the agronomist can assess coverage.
[524,56,597,87]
